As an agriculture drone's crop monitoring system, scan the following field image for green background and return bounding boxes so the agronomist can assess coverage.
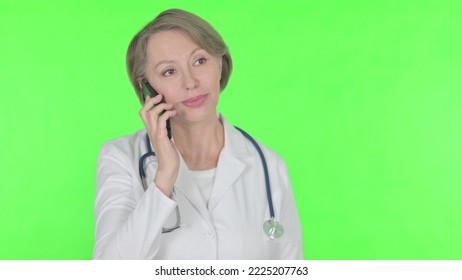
[1,0,461,259]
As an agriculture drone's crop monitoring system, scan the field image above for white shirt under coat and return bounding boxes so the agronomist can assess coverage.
[93,115,303,259]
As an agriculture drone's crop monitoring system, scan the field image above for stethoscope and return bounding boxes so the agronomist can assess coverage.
[138,127,284,239]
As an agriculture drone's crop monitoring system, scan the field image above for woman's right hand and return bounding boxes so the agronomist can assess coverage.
[139,94,179,198]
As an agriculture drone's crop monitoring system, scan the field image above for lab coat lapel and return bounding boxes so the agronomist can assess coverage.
[173,116,251,217]
[174,155,212,222]
[208,117,250,211]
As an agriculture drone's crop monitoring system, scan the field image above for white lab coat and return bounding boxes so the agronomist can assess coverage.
[93,115,303,259]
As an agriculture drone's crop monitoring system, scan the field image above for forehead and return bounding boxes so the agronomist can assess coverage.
[146,30,200,61]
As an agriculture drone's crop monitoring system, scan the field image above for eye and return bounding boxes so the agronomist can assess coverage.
[162,69,175,77]
[194,57,207,66]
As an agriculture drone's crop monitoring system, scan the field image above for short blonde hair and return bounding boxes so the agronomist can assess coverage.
[126,9,233,103]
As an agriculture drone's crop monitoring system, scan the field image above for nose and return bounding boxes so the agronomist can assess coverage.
[182,68,198,91]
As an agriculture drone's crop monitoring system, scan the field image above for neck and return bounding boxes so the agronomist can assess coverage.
[171,115,224,171]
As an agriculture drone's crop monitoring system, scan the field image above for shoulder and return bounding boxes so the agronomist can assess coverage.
[98,129,146,160]
[227,122,292,194]
[222,116,286,165]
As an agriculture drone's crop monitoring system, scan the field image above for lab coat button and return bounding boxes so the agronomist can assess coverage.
[206,232,215,239]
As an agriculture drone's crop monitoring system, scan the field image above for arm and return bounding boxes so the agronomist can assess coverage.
[93,143,176,259]
[270,158,304,260]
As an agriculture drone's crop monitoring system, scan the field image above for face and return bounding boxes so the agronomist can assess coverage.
[144,30,223,124]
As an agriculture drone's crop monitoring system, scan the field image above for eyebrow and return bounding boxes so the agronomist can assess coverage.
[154,47,203,69]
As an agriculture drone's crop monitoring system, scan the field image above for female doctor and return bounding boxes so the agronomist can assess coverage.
[93,9,303,259]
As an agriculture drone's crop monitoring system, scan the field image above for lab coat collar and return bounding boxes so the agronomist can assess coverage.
[218,114,251,158]
[209,115,250,211]
[173,115,250,220]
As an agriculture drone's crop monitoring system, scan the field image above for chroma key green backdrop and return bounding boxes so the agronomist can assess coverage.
[0,0,461,259]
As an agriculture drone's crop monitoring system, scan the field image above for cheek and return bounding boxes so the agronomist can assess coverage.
[162,89,179,104]
[202,67,222,89]
[153,82,179,103]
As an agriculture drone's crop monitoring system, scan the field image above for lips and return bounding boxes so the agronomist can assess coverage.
[181,94,207,108]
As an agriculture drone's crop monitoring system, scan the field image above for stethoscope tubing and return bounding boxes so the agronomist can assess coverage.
[139,142,155,191]
[233,126,275,219]
[138,126,277,225]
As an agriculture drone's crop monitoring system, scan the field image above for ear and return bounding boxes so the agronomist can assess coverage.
[218,56,223,78]
[136,77,144,90]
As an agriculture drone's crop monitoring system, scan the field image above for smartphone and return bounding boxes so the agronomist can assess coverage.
[142,80,172,139]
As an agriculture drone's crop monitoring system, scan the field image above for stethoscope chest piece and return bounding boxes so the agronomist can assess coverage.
[263,218,284,239]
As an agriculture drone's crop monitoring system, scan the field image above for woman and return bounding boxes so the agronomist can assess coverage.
[93,8,303,259]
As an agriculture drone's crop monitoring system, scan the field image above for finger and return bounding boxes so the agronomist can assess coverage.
[148,102,174,115]
[156,110,177,139]
[146,103,174,124]
[142,104,175,138]
[139,95,162,122]
[140,95,171,125]
[142,94,163,111]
